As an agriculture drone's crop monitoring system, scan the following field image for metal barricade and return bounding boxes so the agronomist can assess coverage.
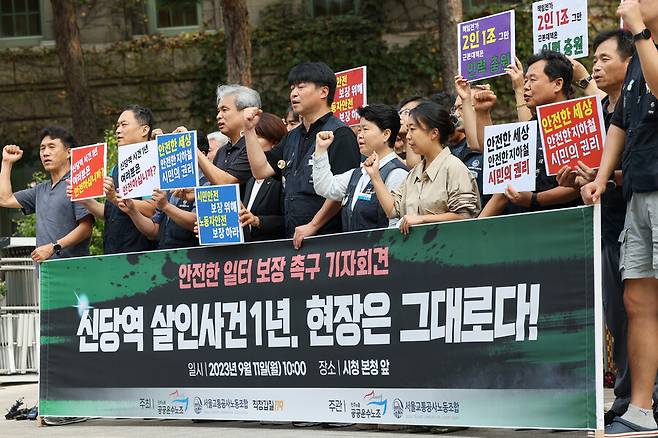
[0,237,38,377]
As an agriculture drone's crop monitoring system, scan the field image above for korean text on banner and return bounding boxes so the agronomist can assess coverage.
[457,10,515,82]
[537,95,606,176]
[118,140,159,199]
[70,143,107,201]
[332,66,367,127]
[484,121,537,194]
[157,131,199,190]
[195,184,244,245]
[532,0,588,59]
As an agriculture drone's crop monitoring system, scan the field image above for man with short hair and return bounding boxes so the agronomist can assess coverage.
[206,131,229,164]
[197,84,258,197]
[242,62,361,249]
[581,1,658,434]
[557,29,645,425]
[480,50,581,217]
[0,127,93,261]
[396,95,427,167]
[76,104,157,254]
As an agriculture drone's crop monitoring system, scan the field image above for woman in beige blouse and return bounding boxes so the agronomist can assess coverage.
[363,101,481,234]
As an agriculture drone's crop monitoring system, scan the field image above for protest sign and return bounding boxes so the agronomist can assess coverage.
[457,10,515,82]
[70,143,106,201]
[195,184,243,245]
[332,66,367,127]
[484,121,537,194]
[537,95,606,176]
[532,0,588,58]
[157,131,199,190]
[118,140,159,199]
[40,206,604,431]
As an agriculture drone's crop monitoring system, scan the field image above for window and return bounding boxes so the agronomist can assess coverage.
[310,0,358,17]
[155,0,198,28]
[0,0,41,38]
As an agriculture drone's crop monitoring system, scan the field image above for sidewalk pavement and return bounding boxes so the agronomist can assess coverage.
[0,382,606,437]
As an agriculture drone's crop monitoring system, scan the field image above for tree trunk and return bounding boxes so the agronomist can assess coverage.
[220,0,252,86]
[438,0,463,95]
[50,0,98,145]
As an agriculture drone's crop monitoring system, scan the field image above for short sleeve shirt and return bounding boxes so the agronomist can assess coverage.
[212,136,253,196]
[14,171,92,259]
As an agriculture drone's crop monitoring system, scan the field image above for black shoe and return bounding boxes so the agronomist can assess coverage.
[605,410,620,425]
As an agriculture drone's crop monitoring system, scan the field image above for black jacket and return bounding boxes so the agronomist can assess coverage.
[242,177,285,242]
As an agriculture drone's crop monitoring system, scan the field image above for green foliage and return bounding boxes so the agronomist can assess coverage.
[190,0,443,124]
[0,280,6,298]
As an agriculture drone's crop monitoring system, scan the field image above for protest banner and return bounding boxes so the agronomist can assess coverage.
[483,121,537,195]
[457,10,515,82]
[195,184,243,245]
[40,206,604,432]
[537,95,606,176]
[532,0,588,58]
[157,131,199,190]
[70,143,107,201]
[332,66,367,127]
[118,140,159,199]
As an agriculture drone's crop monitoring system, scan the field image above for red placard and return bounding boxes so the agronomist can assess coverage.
[331,66,367,127]
[537,95,606,176]
[70,143,107,201]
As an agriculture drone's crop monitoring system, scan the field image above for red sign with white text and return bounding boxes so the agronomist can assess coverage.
[70,143,107,201]
[332,66,367,127]
[537,95,606,176]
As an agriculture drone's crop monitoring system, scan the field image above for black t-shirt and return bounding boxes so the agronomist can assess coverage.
[103,166,156,254]
[265,112,361,178]
[212,136,253,198]
[600,96,626,245]
[505,117,581,214]
[611,48,658,198]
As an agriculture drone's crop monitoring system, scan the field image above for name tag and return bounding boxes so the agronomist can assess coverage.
[357,193,372,201]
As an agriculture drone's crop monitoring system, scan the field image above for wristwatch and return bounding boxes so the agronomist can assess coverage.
[634,28,652,42]
[52,241,62,256]
[576,75,593,89]
[606,179,617,192]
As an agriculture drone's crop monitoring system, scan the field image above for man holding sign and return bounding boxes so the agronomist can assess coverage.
[0,127,93,261]
[480,50,581,217]
[75,105,157,254]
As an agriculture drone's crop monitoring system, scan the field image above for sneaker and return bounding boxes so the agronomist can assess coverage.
[43,417,87,426]
[605,416,658,437]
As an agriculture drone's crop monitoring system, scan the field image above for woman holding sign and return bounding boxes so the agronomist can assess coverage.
[362,101,480,234]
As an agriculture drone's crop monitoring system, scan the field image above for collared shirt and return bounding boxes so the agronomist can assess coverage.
[312,151,408,226]
[212,136,253,196]
[14,171,92,259]
[152,193,197,250]
[391,147,481,219]
[265,112,360,178]
[450,138,486,206]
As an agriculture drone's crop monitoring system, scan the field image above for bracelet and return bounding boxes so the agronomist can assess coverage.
[516,102,527,108]
[531,192,540,209]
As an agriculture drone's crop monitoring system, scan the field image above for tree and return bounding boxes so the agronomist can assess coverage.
[50,0,98,144]
[220,0,252,86]
[438,0,463,95]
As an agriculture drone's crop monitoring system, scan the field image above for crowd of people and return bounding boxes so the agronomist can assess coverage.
[0,1,657,435]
